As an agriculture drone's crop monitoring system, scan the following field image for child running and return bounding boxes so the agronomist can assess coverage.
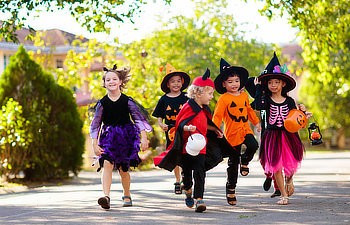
[152,63,190,194]
[246,77,281,198]
[213,58,261,205]
[90,65,152,210]
[156,68,235,213]
[254,52,307,205]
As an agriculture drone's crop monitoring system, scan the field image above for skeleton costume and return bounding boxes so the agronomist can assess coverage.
[255,53,304,178]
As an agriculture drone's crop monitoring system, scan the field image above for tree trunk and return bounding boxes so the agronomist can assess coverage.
[337,127,345,149]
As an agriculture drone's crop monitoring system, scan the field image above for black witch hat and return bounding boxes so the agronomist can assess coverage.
[258,52,296,92]
[214,58,249,94]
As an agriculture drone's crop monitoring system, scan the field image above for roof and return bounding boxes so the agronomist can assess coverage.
[0,26,89,46]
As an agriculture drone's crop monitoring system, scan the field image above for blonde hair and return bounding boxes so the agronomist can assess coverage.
[187,85,212,100]
[102,66,131,91]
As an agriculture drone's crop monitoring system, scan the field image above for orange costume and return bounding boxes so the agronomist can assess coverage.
[213,92,259,147]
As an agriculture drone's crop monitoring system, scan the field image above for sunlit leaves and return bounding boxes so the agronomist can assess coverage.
[0,0,171,43]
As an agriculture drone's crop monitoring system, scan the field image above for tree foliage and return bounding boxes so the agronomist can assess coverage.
[0,46,85,181]
[0,98,31,179]
[260,0,350,137]
[121,0,277,146]
[0,0,171,43]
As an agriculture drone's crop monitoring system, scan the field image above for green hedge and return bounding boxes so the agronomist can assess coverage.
[0,46,84,181]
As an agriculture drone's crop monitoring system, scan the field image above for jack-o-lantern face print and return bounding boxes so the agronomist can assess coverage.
[227,101,248,122]
[165,104,183,122]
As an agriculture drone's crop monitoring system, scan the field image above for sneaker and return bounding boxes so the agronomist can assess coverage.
[263,178,272,191]
[98,196,110,209]
[271,189,281,198]
[184,190,194,208]
[195,200,206,213]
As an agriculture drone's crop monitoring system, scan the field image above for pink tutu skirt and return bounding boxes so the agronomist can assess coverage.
[260,129,304,177]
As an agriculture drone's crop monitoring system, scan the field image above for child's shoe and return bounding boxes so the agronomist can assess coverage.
[184,190,194,208]
[122,196,133,207]
[271,189,281,198]
[174,182,182,195]
[98,196,110,209]
[263,177,272,191]
[195,200,206,212]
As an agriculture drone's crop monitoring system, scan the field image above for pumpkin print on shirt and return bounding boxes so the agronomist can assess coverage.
[213,92,260,146]
[227,100,249,123]
[152,92,189,127]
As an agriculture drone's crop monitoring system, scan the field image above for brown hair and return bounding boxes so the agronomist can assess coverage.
[102,65,131,91]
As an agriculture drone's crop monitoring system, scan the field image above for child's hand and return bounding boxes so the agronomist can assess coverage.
[93,144,104,156]
[305,111,313,119]
[254,77,261,85]
[298,104,306,112]
[188,125,196,132]
[256,123,262,132]
[215,129,223,138]
[140,137,149,152]
[160,123,168,131]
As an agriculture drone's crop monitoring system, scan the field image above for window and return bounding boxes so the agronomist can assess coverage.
[56,59,63,69]
[3,54,12,69]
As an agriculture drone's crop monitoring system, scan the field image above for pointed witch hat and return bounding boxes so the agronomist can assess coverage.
[160,63,190,93]
[214,58,249,94]
[258,52,296,92]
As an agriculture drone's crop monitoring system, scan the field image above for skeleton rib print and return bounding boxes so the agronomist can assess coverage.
[269,104,289,127]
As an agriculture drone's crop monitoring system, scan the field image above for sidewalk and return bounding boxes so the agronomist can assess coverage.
[0,151,349,224]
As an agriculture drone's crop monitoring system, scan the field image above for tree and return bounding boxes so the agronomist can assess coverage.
[0,0,172,43]
[259,0,350,147]
[122,0,277,147]
[0,46,85,181]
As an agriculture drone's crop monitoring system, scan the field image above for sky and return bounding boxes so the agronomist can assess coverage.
[1,0,299,45]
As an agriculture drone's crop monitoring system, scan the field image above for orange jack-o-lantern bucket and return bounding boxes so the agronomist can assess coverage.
[284,109,307,133]
[168,127,176,142]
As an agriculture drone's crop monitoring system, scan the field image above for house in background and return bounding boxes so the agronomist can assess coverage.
[0,28,102,106]
[0,28,89,75]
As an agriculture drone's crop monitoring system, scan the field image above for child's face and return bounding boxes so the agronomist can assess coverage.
[223,75,240,93]
[104,71,122,91]
[167,75,183,93]
[267,78,286,94]
[197,86,214,106]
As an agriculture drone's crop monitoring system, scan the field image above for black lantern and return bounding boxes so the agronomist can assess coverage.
[308,123,323,145]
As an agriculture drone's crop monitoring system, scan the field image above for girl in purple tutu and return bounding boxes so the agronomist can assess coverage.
[90,65,152,210]
[254,53,308,205]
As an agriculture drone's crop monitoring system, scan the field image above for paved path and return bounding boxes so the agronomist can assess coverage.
[0,151,350,225]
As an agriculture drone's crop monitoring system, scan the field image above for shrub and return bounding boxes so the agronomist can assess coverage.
[0,46,84,181]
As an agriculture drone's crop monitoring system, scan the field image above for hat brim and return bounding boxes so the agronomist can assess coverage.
[161,71,190,93]
[258,73,296,92]
[214,67,249,94]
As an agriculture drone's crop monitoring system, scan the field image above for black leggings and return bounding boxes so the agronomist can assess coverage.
[181,154,206,199]
[227,134,258,189]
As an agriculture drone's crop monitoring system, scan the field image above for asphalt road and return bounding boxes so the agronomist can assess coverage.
[0,151,349,225]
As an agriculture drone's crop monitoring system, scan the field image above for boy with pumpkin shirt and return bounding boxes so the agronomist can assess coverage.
[212,58,261,206]
[152,63,190,195]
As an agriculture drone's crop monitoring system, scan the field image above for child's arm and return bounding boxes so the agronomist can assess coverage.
[253,77,266,110]
[92,138,104,156]
[208,124,223,138]
[157,117,168,131]
[246,93,261,132]
[212,96,225,128]
[140,130,149,151]
[89,101,104,155]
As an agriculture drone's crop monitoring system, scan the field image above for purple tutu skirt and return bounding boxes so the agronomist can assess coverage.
[98,122,141,171]
[260,129,304,177]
